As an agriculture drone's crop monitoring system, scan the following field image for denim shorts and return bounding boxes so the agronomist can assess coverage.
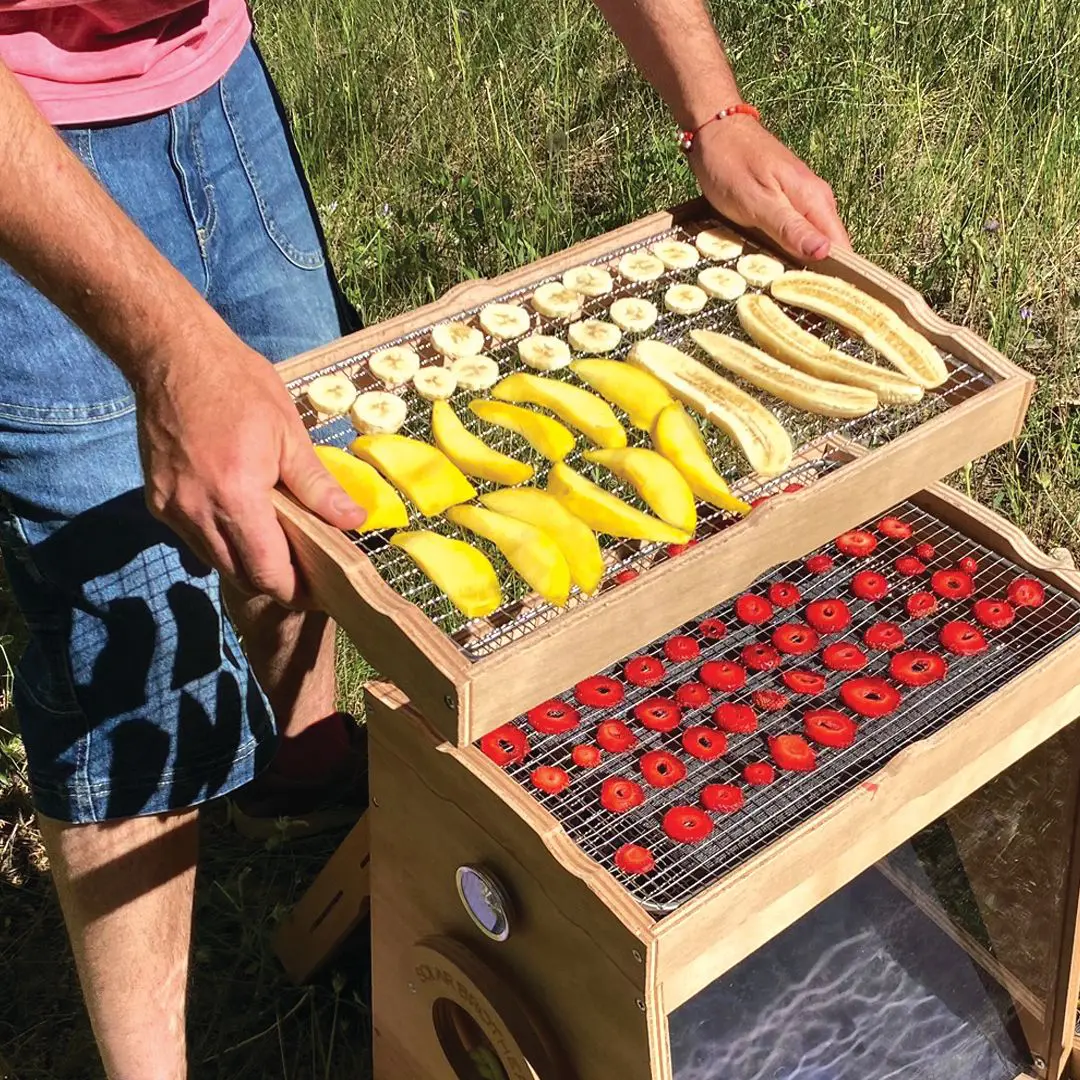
[0,39,351,823]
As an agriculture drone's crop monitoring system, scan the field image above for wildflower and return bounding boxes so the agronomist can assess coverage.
[1020,305,1033,321]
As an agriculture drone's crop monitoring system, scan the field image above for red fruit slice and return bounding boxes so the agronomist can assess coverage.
[840,676,903,718]
[821,641,868,672]
[906,591,939,619]
[633,696,683,733]
[666,539,699,557]
[940,620,989,656]
[676,681,712,710]
[768,581,802,608]
[742,642,782,672]
[596,720,639,753]
[850,571,890,602]
[614,568,640,584]
[889,649,948,687]
[697,617,728,640]
[480,724,530,767]
[836,529,878,558]
[625,655,666,687]
[526,699,581,735]
[805,599,852,633]
[973,598,1015,630]
[614,843,655,875]
[735,593,774,624]
[743,761,776,786]
[878,516,914,540]
[571,744,603,768]
[701,784,744,813]
[640,749,688,789]
[914,542,936,561]
[700,660,747,692]
[713,702,758,734]
[783,482,806,493]
[895,556,927,577]
[772,623,821,655]
[958,555,979,575]
[863,621,906,651]
[1008,577,1046,608]
[769,733,817,772]
[783,668,828,695]
[682,726,728,761]
[664,635,701,663]
[804,708,858,749]
[752,688,790,712]
[805,553,835,575]
[574,675,625,709]
[663,805,714,844]
[530,765,570,794]
[601,777,645,813]
[750,495,771,509]
[931,569,974,601]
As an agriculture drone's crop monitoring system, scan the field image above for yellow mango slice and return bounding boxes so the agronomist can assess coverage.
[569,358,674,431]
[652,403,752,516]
[430,401,534,487]
[314,445,409,532]
[491,373,627,449]
[583,447,697,535]
[479,487,605,595]
[350,434,476,517]
[469,400,576,462]
[389,530,502,618]
[446,504,572,607]
[546,463,691,545]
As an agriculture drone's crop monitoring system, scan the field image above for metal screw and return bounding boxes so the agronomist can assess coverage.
[636,998,646,1012]
[632,949,643,964]
[444,694,456,710]
[1031,1056,1046,1074]
[371,797,381,808]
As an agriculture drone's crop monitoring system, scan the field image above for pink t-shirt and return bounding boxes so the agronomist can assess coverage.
[0,1,251,125]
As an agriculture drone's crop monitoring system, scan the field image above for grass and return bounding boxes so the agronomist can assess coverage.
[3,0,1080,1076]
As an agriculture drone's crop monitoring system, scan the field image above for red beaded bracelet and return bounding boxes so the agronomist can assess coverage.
[678,103,761,153]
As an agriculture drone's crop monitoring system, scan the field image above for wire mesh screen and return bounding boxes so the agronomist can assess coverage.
[288,220,995,660]
[493,499,1080,913]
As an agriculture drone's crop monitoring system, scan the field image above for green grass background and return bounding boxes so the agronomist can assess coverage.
[2,0,1079,1076]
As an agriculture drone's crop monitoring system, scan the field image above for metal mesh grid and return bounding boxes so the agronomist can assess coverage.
[288,220,995,660]
[493,499,1080,913]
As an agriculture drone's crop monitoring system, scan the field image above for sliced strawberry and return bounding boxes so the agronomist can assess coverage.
[713,702,758,734]
[625,655,666,687]
[772,623,821,656]
[743,761,776,786]
[805,599,852,633]
[574,675,624,709]
[878,516,914,540]
[735,593,774,625]
[601,777,645,813]
[906,591,939,619]
[940,620,989,656]
[895,556,927,577]
[958,555,979,575]
[633,696,682,733]
[769,734,817,772]
[1008,576,1047,608]
[805,553,835,575]
[530,765,570,794]
[836,529,878,558]
[700,660,747,692]
[973,598,1015,630]
[697,617,728,640]
[663,805,714,844]
[682,726,728,761]
[783,482,806,493]
[850,570,890,602]
[821,641,868,672]
[701,783,745,813]
[480,724,530,767]
[768,581,802,608]
[640,749,687,789]
[614,843,655,875]
[931,569,974,601]
[742,642,782,672]
[889,649,948,687]
[914,542,936,561]
[863,621,906,651]
[675,681,712,710]
[526,699,581,735]
[750,495,771,509]
[614,568,640,585]
[666,539,699,557]
[752,688,790,712]
[596,720,639,753]
[840,676,903,718]
[571,744,603,768]
[804,708,858,749]
[663,635,701,663]
[783,668,828,695]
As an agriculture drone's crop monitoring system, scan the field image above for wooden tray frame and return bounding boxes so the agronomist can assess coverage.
[274,198,1035,747]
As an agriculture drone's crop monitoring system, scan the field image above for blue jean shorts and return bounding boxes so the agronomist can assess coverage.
[0,40,351,823]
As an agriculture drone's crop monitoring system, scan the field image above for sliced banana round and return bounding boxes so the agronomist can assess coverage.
[305,373,357,416]
[664,283,708,316]
[479,302,531,340]
[651,239,700,270]
[568,318,622,354]
[431,321,485,359]
[695,227,744,261]
[350,390,408,434]
[617,250,666,283]
[562,265,614,297]
[412,366,459,401]
[448,354,500,392]
[518,334,572,372]
[530,281,584,320]
[368,345,421,388]
[698,266,748,301]
[737,253,787,288]
[609,296,659,334]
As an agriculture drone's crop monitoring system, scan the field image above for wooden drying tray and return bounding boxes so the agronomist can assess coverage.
[274,197,1034,747]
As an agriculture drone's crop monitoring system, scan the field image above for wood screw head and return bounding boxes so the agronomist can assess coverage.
[444,694,456,710]
[632,949,643,963]
[636,998,646,1012]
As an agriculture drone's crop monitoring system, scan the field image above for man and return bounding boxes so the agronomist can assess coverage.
[0,1,848,1076]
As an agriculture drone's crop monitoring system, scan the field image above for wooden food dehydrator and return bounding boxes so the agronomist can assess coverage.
[272,203,1080,1080]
